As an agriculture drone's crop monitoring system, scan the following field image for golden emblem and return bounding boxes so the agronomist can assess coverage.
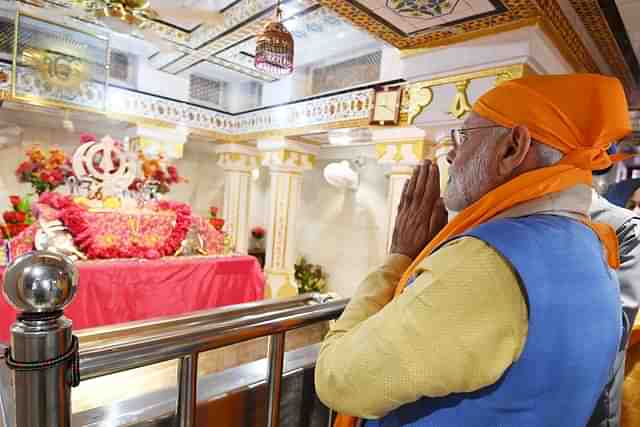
[23,48,90,90]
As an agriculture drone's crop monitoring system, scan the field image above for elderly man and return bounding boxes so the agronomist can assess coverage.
[315,74,631,427]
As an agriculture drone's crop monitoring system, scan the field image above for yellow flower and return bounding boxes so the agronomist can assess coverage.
[103,197,121,209]
[73,197,91,208]
[26,145,46,163]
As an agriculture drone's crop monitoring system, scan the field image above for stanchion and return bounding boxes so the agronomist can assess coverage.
[2,251,79,427]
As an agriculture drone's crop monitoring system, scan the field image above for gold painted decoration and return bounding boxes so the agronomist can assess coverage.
[450,80,472,119]
[568,0,635,87]
[404,85,433,125]
[22,48,89,90]
[403,64,530,125]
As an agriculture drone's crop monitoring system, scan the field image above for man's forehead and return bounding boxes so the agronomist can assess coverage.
[463,112,495,128]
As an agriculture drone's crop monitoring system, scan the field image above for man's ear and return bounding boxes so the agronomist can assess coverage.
[496,125,532,177]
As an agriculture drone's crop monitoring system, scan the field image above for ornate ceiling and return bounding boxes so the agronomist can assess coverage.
[13,0,640,91]
[316,0,639,89]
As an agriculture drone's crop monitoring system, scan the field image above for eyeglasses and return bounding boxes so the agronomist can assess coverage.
[450,125,504,147]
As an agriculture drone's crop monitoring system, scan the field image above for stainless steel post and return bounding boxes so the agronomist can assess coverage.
[2,252,78,427]
[266,332,285,427]
[176,354,198,427]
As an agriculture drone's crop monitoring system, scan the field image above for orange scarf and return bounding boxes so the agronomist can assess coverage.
[333,74,631,427]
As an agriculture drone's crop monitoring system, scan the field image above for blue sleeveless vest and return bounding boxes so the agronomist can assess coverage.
[365,215,621,427]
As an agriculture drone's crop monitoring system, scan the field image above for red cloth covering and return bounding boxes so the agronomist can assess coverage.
[0,256,264,343]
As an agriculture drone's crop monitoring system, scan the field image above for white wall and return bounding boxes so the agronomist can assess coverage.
[170,141,225,217]
[136,61,191,101]
[296,156,388,297]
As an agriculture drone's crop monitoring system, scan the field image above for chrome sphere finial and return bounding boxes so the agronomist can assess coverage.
[2,251,78,313]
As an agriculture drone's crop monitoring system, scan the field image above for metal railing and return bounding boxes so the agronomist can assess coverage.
[1,252,348,427]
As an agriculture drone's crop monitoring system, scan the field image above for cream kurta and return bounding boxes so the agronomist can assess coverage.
[315,185,593,419]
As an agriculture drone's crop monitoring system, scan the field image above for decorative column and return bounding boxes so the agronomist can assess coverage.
[216,144,259,255]
[375,128,430,253]
[259,139,317,299]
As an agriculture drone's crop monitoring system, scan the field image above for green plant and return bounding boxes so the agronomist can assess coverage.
[294,256,327,294]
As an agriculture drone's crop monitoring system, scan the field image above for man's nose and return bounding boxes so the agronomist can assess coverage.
[446,146,457,165]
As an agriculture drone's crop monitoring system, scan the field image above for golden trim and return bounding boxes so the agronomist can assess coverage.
[450,80,472,119]
[316,0,540,50]
[409,64,530,89]
[404,86,433,125]
[375,144,387,160]
[403,64,529,125]
[399,17,540,57]
[412,142,425,160]
[567,0,635,86]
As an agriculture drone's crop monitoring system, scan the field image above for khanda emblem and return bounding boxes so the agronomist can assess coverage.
[23,47,90,90]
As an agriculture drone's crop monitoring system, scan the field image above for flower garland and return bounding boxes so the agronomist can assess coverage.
[39,193,192,260]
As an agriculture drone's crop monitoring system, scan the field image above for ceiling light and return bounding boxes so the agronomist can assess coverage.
[254,0,294,75]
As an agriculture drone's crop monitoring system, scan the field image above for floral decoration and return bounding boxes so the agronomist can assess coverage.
[38,192,193,260]
[1,195,34,239]
[251,226,266,240]
[129,152,186,194]
[15,146,74,195]
[209,206,225,231]
[294,256,327,294]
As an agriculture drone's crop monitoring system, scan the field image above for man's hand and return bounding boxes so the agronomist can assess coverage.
[391,160,448,260]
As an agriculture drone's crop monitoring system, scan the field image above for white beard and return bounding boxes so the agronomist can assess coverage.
[444,142,492,212]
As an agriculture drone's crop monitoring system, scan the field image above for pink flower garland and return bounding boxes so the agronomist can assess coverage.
[39,193,192,260]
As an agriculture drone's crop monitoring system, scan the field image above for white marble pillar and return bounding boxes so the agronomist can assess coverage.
[375,128,430,253]
[259,139,317,299]
[216,145,259,255]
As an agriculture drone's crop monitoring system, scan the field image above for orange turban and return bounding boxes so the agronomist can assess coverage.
[473,74,631,170]
[334,74,631,427]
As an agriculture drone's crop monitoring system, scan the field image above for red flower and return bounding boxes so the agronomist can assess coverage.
[39,192,72,210]
[14,212,26,223]
[167,166,179,183]
[9,196,20,208]
[80,133,96,145]
[211,218,225,231]
[251,226,266,239]
[209,206,219,218]
[3,211,17,224]
[128,178,144,192]
[15,161,33,177]
[50,170,65,185]
[5,223,18,237]
[153,170,166,181]
[14,223,29,235]
[60,207,88,235]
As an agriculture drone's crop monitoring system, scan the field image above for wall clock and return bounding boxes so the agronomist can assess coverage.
[371,87,402,126]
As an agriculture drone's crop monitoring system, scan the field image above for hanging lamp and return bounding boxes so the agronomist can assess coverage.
[254,0,294,75]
